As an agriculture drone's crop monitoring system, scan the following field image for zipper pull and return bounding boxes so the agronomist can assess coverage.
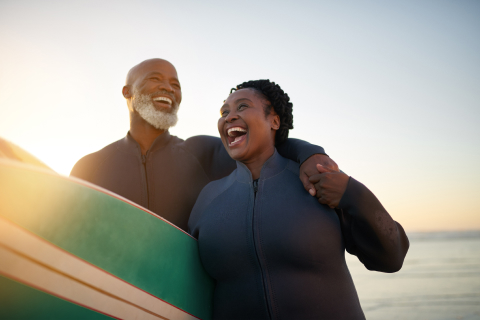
[253,179,259,194]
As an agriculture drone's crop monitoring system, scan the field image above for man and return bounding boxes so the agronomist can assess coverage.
[71,58,337,231]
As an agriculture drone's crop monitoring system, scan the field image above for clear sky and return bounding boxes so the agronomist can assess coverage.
[1,0,479,231]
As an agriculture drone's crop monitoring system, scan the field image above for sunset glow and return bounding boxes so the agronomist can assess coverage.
[1,0,478,231]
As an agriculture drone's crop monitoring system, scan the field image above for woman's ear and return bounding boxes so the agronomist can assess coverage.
[271,114,280,130]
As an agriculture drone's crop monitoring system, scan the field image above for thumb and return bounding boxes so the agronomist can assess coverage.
[316,163,334,173]
[300,172,317,196]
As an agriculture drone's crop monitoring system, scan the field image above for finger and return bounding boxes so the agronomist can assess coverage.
[314,186,324,200]
[317,196,327,205]
[316,164,335,174]
[324,158,340,172]
[300,172,317,196]
[314,154,340,172]
[308,173,323,184]
[318,195,335,208]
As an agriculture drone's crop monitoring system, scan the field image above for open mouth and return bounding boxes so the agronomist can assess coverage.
[227,127,247,147]
[153,96,173,107]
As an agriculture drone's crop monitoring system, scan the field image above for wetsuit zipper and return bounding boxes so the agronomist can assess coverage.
[251,179,273,319]
[253,179,259,196]
[141,154,150,208]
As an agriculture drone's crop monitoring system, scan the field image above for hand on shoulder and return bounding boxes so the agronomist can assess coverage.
[299,154,340,199]
[308,163,349,208]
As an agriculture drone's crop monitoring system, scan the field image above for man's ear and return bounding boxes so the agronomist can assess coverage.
[271,114,280,130]
[122,86,132,99]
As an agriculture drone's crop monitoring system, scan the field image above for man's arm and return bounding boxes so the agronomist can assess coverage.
[185,136,339,192]
[183,135,236,181]
[277,138,339,195]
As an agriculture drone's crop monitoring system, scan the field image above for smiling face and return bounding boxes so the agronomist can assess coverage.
[218,88,280,164]
[131,59,182,111]
[124,59,182,130]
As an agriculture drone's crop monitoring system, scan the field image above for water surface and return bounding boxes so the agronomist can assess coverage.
[346,231,480,320]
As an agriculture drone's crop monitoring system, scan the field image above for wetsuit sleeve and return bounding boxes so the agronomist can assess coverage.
[276,138,327,165]
[70,155,96,182]
[183,136,327,180]
[70,149,112,183]
[183,135,237,181]
[336,177,410,273]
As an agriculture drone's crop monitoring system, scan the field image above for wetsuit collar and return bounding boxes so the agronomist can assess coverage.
[235,149,288,183]
[119,131,172,155]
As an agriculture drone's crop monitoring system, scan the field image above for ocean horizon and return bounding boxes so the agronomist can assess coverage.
[346,230,480,320]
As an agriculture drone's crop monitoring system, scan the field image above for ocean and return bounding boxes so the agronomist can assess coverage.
[346,231,480,320]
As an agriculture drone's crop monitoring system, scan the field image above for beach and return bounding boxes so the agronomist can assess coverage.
[346,231,480,319]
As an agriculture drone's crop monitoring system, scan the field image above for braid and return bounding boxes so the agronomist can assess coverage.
[231,80,293,145]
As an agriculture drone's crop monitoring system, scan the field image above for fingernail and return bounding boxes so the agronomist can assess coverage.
[309,188,315,196]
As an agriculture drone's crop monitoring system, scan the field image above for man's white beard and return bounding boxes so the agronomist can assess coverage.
[132,89,179,130]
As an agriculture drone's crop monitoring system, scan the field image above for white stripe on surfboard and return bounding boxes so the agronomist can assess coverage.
[0,217,200,320]
[0,247,162,320]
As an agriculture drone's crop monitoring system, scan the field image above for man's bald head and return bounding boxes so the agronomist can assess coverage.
[123,58,182,131]
[126,58,177,86]
[122,57,181,106]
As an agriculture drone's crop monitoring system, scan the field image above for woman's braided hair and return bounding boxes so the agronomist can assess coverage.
[231,79,293,145]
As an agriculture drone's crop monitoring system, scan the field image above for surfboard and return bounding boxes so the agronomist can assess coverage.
[0,137,52,170]
[0,156,214,319]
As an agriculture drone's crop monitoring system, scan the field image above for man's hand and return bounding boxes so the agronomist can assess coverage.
[300,154,339,196]
[308,164,349,208]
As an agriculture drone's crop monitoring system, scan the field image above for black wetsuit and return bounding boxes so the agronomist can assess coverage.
[188,151,409,320]
[70,131,325,231]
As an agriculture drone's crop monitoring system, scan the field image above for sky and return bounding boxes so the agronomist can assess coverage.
[0,0,479,231]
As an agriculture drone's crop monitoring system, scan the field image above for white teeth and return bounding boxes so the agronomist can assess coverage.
[153,97,172,104]
[227,127,247,137]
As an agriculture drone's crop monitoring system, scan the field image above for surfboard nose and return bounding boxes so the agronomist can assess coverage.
[0,137,52,171]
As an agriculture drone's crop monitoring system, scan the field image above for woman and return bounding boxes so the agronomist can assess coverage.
[188,80,409,320]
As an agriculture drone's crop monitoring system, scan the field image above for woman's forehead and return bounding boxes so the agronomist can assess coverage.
[226,88,267,105]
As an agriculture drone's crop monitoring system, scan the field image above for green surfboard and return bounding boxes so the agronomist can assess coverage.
[0,153,214,319]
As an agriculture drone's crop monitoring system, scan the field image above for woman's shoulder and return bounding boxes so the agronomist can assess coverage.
[285,158,300,175]
[188,170,238,235]
[274,153,300,178]
[192,170,237,211]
